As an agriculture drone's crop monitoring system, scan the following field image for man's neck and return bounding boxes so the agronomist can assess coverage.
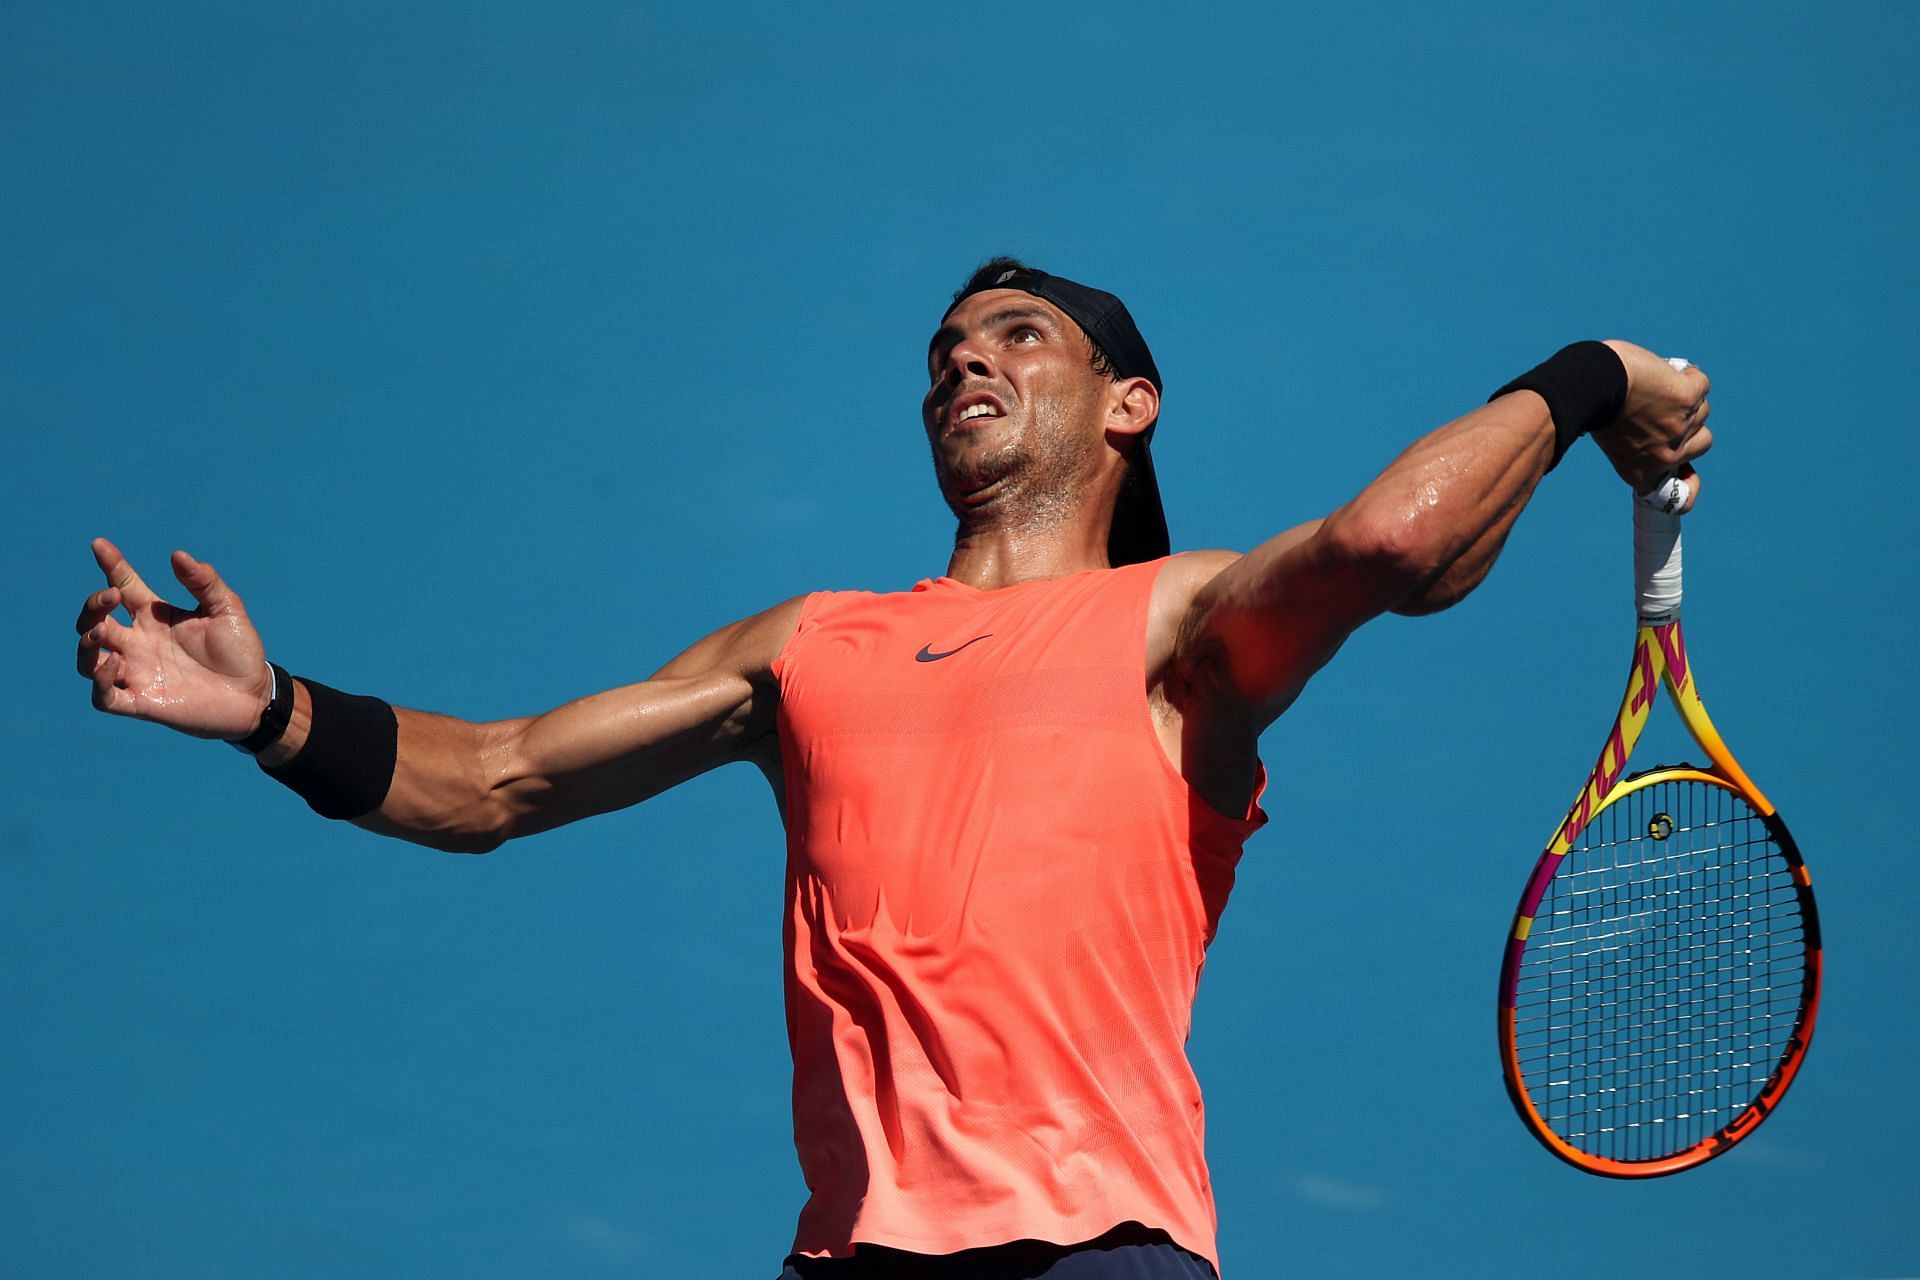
[943,520,1112,590]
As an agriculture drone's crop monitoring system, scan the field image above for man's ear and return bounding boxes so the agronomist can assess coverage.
[1106,377,1159,441]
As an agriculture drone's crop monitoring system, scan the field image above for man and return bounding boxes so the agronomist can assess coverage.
[75,258,1710,1278]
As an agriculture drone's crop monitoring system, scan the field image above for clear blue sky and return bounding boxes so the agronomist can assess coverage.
[6,3,1916,1276]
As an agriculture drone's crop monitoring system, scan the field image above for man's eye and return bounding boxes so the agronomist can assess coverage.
[1009,326,1041,343]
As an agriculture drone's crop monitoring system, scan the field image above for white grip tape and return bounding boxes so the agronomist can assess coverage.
[1631,355,1694,621]
[1634,498,1682,622]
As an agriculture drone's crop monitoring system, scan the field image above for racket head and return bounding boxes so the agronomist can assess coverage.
[1499,766,1822,1177]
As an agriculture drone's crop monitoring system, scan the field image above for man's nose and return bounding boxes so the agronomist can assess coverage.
[938,338,995,384]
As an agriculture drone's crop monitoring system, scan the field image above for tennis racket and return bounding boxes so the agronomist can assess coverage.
[1497,413,1822,1177]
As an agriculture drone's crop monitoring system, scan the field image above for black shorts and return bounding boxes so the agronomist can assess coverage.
[776,1222,1217,1279]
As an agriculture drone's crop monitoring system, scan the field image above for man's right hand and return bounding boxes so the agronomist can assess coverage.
[75,537,274,742]
[1595,340,1713,510]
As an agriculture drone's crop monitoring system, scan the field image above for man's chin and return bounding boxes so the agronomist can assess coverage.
[935,464,1021,519]
[934,442,1021,502]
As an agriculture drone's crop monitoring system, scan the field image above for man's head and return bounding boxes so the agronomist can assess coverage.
[923,259,1169,566]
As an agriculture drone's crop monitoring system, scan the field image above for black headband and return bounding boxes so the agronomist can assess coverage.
[939,265,1171,567]
[943,267,1163,391]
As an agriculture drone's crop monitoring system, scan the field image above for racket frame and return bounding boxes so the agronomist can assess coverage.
[1497,614,1823,1177]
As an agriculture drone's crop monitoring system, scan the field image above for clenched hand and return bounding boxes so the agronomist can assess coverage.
[1596,341,1713,510]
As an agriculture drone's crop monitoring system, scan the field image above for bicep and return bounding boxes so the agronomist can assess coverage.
[501,594,806,833]
[1173,511,1413,730]
[369,596,803,848]
[1172,393,1556,730]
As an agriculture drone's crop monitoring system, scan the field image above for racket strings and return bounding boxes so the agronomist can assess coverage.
[1511,777,1808,1161]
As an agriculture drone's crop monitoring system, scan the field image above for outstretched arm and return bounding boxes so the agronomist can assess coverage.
[75,538,801,853]
[348,603,801,851]
[1169,341,1712,736]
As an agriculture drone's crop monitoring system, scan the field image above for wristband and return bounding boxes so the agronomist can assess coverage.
[1489,341,1629,471]
[230,662,295,754]
[263,677,398,820]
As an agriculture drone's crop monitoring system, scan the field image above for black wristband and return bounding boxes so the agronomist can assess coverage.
[1489,341,1629,471]
[230,662,296,754]
[263,677,398,820]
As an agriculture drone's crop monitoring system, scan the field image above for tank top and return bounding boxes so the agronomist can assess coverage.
[771,559,1267,1275]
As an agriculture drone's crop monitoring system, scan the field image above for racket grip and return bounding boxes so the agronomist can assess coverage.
[1633,356,1695,624]
[1634,497,1682,623]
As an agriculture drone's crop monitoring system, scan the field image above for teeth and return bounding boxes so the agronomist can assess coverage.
[957,403,999,421]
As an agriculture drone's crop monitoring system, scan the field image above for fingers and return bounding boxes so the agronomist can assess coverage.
[1683,423,1712,462]
[91,537,161,609]
[89,655,139,716]
[1674,391,1711,448]
[1624,424,1711,490]
[76,620,136,714]
[75,585,124,679]
[74,585,123,636]
[1644,354,1710,446]
[76,632,103,679]
[171,550,243,617]
[75,607,135,675]
[1650,400,1714,478]
[1676,464,1703,514]
[86,614,137,651]
[1676,431,1708,515]
[1656,356,1708,444]
[75,605,148,717]
[1663,357,1709,408]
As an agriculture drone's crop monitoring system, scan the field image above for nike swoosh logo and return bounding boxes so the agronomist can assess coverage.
[915,634,992,662]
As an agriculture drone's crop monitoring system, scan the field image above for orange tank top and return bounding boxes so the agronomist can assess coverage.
[771,560,1266,1273]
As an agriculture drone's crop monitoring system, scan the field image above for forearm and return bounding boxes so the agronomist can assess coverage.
[1390,516,1520,615]
[355,706,527,853]
[254,663,773,853]
[1339,390,1555,614]
[1373,338,1643,613]
[256,684,521,852]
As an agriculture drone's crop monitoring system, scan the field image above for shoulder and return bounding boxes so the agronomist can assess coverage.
[1146,550,1241,673]
[650,594,810,685]
[1151,549,1240,602]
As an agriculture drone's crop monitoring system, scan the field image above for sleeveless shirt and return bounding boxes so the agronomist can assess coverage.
[771,559,1267,1274]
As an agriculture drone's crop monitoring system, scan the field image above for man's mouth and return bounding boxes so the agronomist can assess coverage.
[944,392,1006,431]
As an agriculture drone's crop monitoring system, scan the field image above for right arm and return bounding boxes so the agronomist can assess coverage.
[1159,340,1711,737]
[75,537,802,854]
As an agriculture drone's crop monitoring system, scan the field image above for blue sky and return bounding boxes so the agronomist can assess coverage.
[5,3,1916,1276]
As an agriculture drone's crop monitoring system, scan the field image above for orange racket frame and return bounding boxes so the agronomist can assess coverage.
[1497,507,1822,1177]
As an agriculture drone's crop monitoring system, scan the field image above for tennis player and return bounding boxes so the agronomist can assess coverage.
[75,259,1711,1278]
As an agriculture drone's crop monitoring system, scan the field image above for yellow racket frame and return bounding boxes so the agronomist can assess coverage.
[1497,619,1822,1177]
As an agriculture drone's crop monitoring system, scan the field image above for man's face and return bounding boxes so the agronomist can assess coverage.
[921,289,1112,516]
